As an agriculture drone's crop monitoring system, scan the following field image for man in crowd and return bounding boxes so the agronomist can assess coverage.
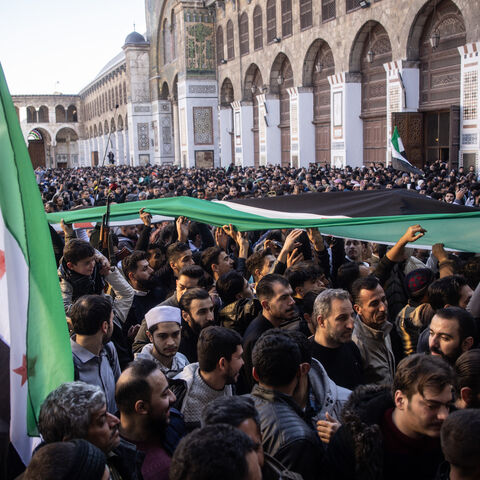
[324,354,455,479]
[38,381,142,480]
[243,274,297,389]
[115,358,183,480]
[428,307,476,365]
[172,325,243,430]
[310,288,364,390]
[136,305,189,378]
[169,424,262,480]
[70,295,121,413]
[251,329,324,480]
[455,349,480,409]
[246,249,276,291]
[118,225,139,253]
[201,246,234,282]
[352,276,395,386]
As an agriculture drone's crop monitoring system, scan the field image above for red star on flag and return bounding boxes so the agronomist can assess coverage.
[13,354,28,386]
[0,249,5,279]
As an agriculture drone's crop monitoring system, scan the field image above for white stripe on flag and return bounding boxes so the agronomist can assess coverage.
[0,210,39,464]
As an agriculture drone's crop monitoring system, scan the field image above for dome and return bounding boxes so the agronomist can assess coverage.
[124,31,147,45]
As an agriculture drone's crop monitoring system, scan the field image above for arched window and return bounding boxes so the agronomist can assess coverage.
[55,105,66,123]
[239,12,249,56]
[300,0,312,29]
[216,26,224,64]
[171,10,177,59]
[227,20,235,60]
[253,6,263,50]
[322,0,336,22]
[281,0,292,38]
[66,105,77,122]
[267,0,277,43]
[163,19,171,64]
[27,106,37,123]
[38,106,49,123]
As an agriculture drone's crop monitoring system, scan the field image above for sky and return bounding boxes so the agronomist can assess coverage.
[0,0,147,95]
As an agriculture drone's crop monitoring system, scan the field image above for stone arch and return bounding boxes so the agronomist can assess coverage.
[38,105,49,123]
[244,63,264,101]
[55,127,79,168]
[303,39,335,164]
[117,115,124,131]
[27,106,37,123]
[220,78,235,106]
[269,52,294,94]
[55,105,66,123]
[160,81,170,100]
[27,127,52,168]
[66,105,78,122]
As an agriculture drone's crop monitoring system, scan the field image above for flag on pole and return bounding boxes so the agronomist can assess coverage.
[390,126,422,175]
[0,63,73,465]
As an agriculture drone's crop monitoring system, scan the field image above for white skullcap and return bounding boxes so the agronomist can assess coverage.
[145,306,182,329]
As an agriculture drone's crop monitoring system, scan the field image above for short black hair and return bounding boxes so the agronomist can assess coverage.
[115,358,159,415]
[179,287,210,313]
[302,291,318,317]
[70,295,112,335]
[246,250,273,279]
[178,264,205,280]
[435,307,476,343]
[428,275,469,311]
[216,271,245,305]
[285,261,322,291]
[351,275,380,305]
[197,326,242,372]
[287,330,312,364]
[122,250,149,279]
[167,242,191,264]
[200,246,222,276]
[252,329,301,387]
[169,424,256,480]
[63,239,95,265]
[455,349,480,397]
[336,262,362,294]
[256,274,290,301]
[201,395,260,430]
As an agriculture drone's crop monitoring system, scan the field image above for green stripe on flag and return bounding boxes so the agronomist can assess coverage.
[0,63,73,435]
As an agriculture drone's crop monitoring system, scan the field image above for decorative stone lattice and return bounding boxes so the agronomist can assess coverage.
[463,71,478,121]
[137,123,149,150]
[193,107,213,145]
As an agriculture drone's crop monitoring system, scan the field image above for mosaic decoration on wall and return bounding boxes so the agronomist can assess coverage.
[193,107,213,145]
[184,9,215,74]
[137,123,150,150]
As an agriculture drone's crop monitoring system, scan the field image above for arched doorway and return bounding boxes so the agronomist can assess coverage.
[304,39,335,165]
[418,0,465,167]
[55,127,79,168]
[359,22,392,164]
[27,128,51,168]
[220,78,235,166]
[271,54,294,167]
[244,64,263,167]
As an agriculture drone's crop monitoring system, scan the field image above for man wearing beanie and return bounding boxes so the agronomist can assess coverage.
[136,305,189,378]
[395,268,435,357]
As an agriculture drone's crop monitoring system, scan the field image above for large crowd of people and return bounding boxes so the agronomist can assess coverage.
[12,160,480,479]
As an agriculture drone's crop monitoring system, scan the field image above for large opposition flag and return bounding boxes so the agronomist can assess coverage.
[390,126,422,175]
[0,63,73,464]
[47,190,480,252]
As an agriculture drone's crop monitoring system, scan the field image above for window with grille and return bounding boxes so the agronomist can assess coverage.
[216,26,224,64]
[322,0,336,21]
[253,6,263,50]
[239,12,249,56]
[300,0,312,30]
[282,0,292,37]
[227,20,235,60]
[346,0,361,12]
[267,0,277,43]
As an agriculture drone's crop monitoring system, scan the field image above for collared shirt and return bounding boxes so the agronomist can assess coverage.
[136,343,189,378]
[70,336,121,413]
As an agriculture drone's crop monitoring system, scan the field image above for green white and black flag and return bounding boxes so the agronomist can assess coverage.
[390,126,422,175]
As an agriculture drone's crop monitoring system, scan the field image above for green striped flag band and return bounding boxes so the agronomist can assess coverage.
[0,63,73,464]
[47,190,480,253]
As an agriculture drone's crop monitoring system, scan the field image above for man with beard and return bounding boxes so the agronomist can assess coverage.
[136,306,189,378]
[116,359,183,480]
[310,289,364,390]
[172,326,243,431]
[352,276,396,386]
[70,295,121,413]
[118,225,139,253]
[324,354,455,480]
[428,307,475,365]
[123,251,166,345]
[243,274,297,390]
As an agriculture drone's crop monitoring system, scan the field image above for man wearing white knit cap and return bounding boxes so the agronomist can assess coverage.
[136,305,189,378]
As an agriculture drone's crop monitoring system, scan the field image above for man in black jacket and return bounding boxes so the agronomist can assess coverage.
[323,354,455,480]
[251,329,323,480]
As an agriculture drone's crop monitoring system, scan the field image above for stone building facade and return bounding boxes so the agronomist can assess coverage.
[13,0,480,171]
